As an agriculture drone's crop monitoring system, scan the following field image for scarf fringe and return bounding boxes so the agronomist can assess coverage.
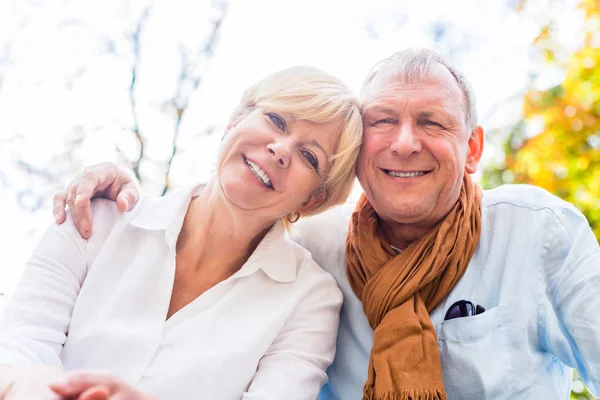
[363,389,447,400]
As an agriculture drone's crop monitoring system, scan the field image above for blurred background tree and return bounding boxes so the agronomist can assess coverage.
[483,0,599,398]
[484,0,600,240]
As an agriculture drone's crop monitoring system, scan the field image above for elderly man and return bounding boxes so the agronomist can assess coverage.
[50,48,600,399]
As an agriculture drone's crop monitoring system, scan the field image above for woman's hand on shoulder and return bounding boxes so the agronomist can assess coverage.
[49,371,157,400]
[53,163,141,239]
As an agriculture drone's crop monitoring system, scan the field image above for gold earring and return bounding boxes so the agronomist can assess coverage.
[287,211,300,223]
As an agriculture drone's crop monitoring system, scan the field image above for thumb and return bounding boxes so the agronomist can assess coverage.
[116,184,140,212]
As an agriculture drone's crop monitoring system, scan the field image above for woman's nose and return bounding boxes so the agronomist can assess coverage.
[266,141,291,168]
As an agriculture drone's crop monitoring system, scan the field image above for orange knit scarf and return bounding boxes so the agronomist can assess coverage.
[346,174,482,400]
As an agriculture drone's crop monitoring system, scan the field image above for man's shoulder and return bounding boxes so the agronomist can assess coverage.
[291,204,353,246]
[480,184,592,248]
[482,184,581,217]
[289,204,354,275]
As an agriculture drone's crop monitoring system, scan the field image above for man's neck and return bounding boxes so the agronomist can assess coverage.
[379,219,436,251]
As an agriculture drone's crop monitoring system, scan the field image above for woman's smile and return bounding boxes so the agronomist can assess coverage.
[244,156,274,189]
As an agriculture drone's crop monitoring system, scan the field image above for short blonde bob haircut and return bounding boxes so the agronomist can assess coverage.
[229,66,363,222]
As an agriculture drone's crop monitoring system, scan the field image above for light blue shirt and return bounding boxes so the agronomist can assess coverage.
[292,184,600,399]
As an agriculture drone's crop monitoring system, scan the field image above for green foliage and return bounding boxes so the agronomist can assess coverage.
[484,0,600,241]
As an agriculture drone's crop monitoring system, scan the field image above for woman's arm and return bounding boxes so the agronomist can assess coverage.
[242,273,343,400]
[0,364,64,400]
[0,210,89,394]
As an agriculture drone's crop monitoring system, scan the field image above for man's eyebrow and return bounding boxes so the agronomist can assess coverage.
[418,110,457,121]
[363,105,397,115]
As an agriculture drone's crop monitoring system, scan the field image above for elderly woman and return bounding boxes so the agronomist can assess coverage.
[0,66,363,400]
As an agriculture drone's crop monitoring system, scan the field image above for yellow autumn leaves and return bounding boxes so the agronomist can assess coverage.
[502,0,600,239]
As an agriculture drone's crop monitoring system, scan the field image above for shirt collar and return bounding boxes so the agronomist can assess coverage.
[129,185,297,283]
[234,220,297,283]
[129,185,202,231]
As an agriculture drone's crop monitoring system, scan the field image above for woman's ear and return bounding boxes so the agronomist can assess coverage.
[296,189,327,215]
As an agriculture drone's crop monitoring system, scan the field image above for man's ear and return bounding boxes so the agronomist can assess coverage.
[296,189,327,215]
[465,125,484,174]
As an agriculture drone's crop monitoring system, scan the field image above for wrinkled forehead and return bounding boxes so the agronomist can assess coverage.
[360,62,466,111]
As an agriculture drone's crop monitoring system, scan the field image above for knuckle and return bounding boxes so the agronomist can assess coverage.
[81,170,96,181]
[76,183,91,196]
[74,201,87,211]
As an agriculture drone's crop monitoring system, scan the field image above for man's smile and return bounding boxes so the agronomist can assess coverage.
[382,168,432,178]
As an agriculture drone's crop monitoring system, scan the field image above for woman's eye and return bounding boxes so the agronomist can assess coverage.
[301,150,319,170]
[267,113,286,131]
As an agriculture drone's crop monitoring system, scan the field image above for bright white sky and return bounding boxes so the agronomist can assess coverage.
[0,0,586,303]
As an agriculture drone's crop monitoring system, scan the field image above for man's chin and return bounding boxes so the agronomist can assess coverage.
[375,199,433,222]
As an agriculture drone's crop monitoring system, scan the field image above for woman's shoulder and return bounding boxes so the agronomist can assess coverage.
[90,187,196,230]
[88,194,153,234]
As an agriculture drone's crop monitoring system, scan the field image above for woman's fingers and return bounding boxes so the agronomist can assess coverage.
[49,371,155,400]
[52,163,140,238]
[49,371,117,397]
[52,190,68,224]
[115,182,139,213]
[76,384,112,400]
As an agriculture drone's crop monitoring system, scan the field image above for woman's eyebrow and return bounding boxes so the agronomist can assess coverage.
[306,140,327,158]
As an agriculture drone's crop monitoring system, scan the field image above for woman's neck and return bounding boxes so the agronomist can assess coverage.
[175,178,275,277]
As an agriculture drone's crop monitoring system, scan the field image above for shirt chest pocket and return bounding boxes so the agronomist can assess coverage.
[436,306,516,400]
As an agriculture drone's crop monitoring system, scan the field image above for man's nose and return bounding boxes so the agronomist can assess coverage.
[390,123,422,158]
[266,140,291,168]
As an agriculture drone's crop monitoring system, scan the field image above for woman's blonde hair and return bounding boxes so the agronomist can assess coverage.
[228,66,363,224]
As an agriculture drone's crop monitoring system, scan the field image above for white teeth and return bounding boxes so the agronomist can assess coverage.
[387,171,426,178]
[245,158,273,188]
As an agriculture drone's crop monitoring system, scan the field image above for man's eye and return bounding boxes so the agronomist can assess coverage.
[267,113,286,131]
[424,120,441,127]
[373,118,394,126]
[301,150,319,170]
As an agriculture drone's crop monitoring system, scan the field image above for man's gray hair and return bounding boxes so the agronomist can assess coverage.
[362,48,479,132]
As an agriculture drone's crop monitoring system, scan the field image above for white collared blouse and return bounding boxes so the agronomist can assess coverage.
[0,187,343,400]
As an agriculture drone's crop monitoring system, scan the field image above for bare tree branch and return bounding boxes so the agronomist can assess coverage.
[127,2,155,181]
[161,0,229,195]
